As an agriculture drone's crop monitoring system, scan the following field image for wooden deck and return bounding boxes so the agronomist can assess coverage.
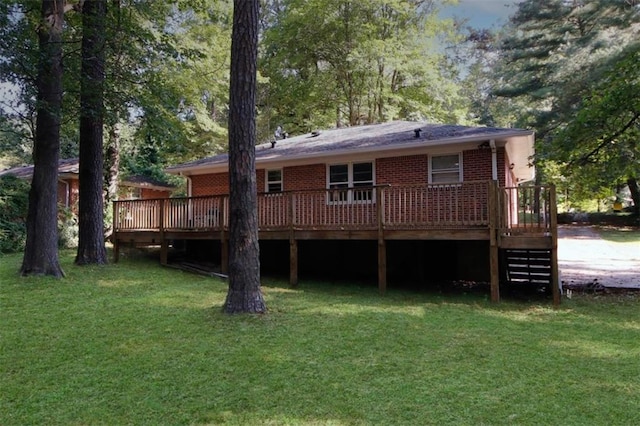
[112,181,560,304]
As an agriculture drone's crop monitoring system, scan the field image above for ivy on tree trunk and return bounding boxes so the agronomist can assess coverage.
[224,0,266,314]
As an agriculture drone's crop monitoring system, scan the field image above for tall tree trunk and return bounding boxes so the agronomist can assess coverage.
[628,177,640,217]
[21,0,65,277]
[224,0,266,314]
[76,0,107,265]
[104,121,121,205]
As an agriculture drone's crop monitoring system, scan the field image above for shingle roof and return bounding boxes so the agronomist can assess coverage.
[0,158,79,178]
[122,175,175,191]
[167,121,533,173]
[0,159,173,192]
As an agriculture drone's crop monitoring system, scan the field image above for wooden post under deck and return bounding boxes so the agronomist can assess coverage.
[220,229,229,274]
[290,239,298,288]
[288,192,298,287]
[377,186,387,294]
[549,185,561,306]
[112,201,120,263]
[159,199,168,265]
[489,181,500,302]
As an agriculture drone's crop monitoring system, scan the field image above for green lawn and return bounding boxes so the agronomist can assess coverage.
[597,226,640,244]
[2,251,640,425]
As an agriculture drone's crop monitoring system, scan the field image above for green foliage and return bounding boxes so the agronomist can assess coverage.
[550,46,640,185]
[0,174,29,253]
[2,251,640,424]
[483,0,640,209]
[259,0,467,138]
[57,206,79,249]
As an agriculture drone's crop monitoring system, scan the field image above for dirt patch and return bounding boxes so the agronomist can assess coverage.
[558,225,640,290]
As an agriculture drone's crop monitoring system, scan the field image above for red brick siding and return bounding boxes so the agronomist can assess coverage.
[57,178,79,212]
[257,169,266,192]
[141,188,171,199]
[191,173,229,196]
[462,148,506,186]
[57,181,68,207]
[283,164,326,191]
[190,150,506,195]
[376,155,428,185]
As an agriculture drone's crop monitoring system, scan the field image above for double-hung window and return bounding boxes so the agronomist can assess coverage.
[266,169,283,193]
[430,154,461,184]
[328,162,374,203]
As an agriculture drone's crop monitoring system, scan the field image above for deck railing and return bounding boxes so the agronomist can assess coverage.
[500,185,556,235]
[113,182,555,235]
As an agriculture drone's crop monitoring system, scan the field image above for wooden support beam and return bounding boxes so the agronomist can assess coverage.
[160,240,168,265]
[113,238,120,263]
[378,239,387,294]
[377,186,387,294]
[289,238,298,288]
[220,230,229,274]
[489,181,500,302]
[549,185,561,306]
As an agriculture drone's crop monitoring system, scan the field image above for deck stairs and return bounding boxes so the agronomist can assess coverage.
[500,249,553,289]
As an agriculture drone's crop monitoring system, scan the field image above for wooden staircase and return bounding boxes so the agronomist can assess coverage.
[500,249,553,289]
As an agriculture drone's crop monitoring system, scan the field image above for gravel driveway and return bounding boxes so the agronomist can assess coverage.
[558,225,640,289]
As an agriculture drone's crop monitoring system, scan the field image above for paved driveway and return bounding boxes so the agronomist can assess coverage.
[558,225,640,289]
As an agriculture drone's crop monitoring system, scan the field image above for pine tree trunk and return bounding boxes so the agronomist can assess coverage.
[104,120,121,240]
[20,0,66,278]
[224,0,266,314]
[628,177,640,217]
[76,0,107,265]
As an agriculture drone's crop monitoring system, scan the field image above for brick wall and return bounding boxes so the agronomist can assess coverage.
[191,149,504,195]
[283,164,326,191]
[57,181,68,207]
[141,188,171,199]
[191,173,229,196]
[376,155,428,185]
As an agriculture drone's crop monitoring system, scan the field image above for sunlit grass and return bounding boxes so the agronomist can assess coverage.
[597,226,640,244]
[2,250,640,425]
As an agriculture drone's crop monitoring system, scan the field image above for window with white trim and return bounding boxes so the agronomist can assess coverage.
[328,162,374,203]
[429,154,461,184]
[266,169,283,192]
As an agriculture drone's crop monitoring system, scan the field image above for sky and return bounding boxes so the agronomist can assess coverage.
[440,0,523,29]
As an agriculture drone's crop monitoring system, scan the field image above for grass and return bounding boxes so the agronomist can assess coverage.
[2,251,640,425]
[596,226,640,244]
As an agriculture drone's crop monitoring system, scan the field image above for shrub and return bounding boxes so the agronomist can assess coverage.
[0,175,29,253]
[58,205,79,249]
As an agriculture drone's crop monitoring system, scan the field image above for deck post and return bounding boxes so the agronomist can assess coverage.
[290,239,298,288]
[489,181,500,302]
[220,197,229,274]
[220,230,229,274]
[288,193,298,287]
[159,199,168,265]
[549,185,561,306]
[377,186,387,294]
[112,201,120,263]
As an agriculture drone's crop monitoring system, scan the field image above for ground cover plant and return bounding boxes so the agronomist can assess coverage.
[2,250,640,425]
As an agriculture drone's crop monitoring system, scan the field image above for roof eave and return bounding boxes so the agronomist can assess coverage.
[167,129,534,176]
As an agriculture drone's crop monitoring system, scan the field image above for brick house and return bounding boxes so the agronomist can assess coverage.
[112,121,559,303]
[0,158,174,211]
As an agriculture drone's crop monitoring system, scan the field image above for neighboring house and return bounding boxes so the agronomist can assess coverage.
[112,121,560,303]
[0,158,81,209]
[118,175,176,200]
[0,158,174,212]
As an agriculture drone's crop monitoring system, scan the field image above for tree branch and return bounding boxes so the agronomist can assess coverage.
[574,112,640,166]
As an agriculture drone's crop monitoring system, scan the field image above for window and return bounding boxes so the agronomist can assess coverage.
[328,162,374,203]
[266,169,282,193]
[430,154,461,184]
